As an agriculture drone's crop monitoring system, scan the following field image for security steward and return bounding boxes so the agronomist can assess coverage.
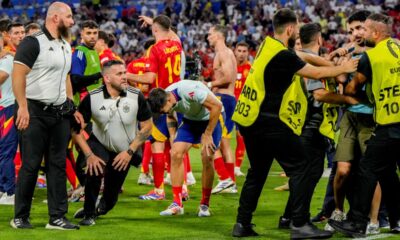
[329,13,400,238]
[231,8,358,239]
[11,2,82,230]
[72,60,152,226]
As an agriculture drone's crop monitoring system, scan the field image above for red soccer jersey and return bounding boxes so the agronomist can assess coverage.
[127,57,150,97]
[146,39,182,89]
[99,48,122,66]
[234,61,252,99]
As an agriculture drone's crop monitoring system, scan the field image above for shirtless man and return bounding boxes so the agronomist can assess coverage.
[207,25,238,194]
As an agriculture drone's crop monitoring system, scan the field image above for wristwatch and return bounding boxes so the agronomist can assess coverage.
[127,147,135,156]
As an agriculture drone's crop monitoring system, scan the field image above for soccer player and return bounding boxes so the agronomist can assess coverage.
[127,38,155,185]
[148,72,223,217]
[128,15,183,200]
[95,30,121,66]
[207,25,238,194]
[233,41,251,177]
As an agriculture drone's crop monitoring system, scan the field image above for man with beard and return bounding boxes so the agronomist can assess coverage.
[72,60,152,226]
[10,2,82,229]
[329,13,400,238]
[70,20,102,191]
[231,8,359,239]
[71,20,102,102]
[324,10,384,235]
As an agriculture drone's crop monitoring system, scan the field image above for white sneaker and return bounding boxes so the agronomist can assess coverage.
[211,178,235,194]
[220,184,238,194]
[164,173,171,186]
[160,202,184,216]
[366,222,380,235]
[198,204,211,217]
[137,173,153,185]
[324,210,346,232]
[0,194,15,205]
[186,172,196,186]
[234,167,245,177]
[322,168,332,178]
[0,191,4,198]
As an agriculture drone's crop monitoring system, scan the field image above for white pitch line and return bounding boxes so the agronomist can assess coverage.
[354,233,394,240]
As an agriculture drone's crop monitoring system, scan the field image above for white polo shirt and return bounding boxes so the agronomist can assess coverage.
[79,85,152,153]
[14,27,72,105]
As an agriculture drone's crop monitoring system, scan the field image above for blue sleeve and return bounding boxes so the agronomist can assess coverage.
[71,50,86,76]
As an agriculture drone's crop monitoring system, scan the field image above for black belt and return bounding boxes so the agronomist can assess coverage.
[28,99,64,111]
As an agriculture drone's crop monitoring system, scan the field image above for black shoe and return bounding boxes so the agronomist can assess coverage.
[391,220,400,233]
[96,206,107,216]
[328,219,366,238]
[290,222,332,239]
[278,216,291,229]
[73,208,85,219]
[45,217,80,230]
[79,216,96,226]
[10,218,33,229]
[311,211,328,223]
[232,223,259,237]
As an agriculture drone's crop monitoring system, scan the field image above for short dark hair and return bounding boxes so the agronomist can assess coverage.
[0,19,11,32]
[148,88,168,113]
[25,22,41,33]
[144,38,156,50]
[236,41,249,48]
[347,10,371,24]
[213,25,227,38]
[300,23,322,45]
[367,13,392,25]
[273,8,298,34]
[102,59,124,73]
[80,20,98,30]
[153,15,171,31]
[7,22,23,33]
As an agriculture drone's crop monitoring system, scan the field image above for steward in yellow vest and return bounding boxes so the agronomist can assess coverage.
[331,13,400,237]
[232,8,359,240]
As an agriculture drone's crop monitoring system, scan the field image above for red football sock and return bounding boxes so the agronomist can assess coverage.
[164,143,171,173]
[172,186,183,207]
[200,188,212,206]
[152,153,165,189]
[141,141,152,174]
[225,162,235,182]
[185,153,192,172]
[235,135,245,167]
[213,157,230,181]
[14,151,22,180]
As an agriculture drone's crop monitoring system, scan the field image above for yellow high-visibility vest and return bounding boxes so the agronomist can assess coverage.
[367,38,400,125]
[319,78,339,139]
[232,36,308,135]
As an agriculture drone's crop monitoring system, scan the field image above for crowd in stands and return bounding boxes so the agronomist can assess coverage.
[0,0,399,68]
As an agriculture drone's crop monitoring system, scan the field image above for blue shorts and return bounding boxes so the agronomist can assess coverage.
[216,93,236,138]
[149,113,183,142]
[174,118,223,148]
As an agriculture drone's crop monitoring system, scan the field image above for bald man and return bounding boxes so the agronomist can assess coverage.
[11,2,81,230]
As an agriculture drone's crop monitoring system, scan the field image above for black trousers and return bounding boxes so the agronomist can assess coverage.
[236,118,314,227]
[14,100,71,219]
[83,135,131,216]
[348,125,400,227]
[283,127,326,219]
